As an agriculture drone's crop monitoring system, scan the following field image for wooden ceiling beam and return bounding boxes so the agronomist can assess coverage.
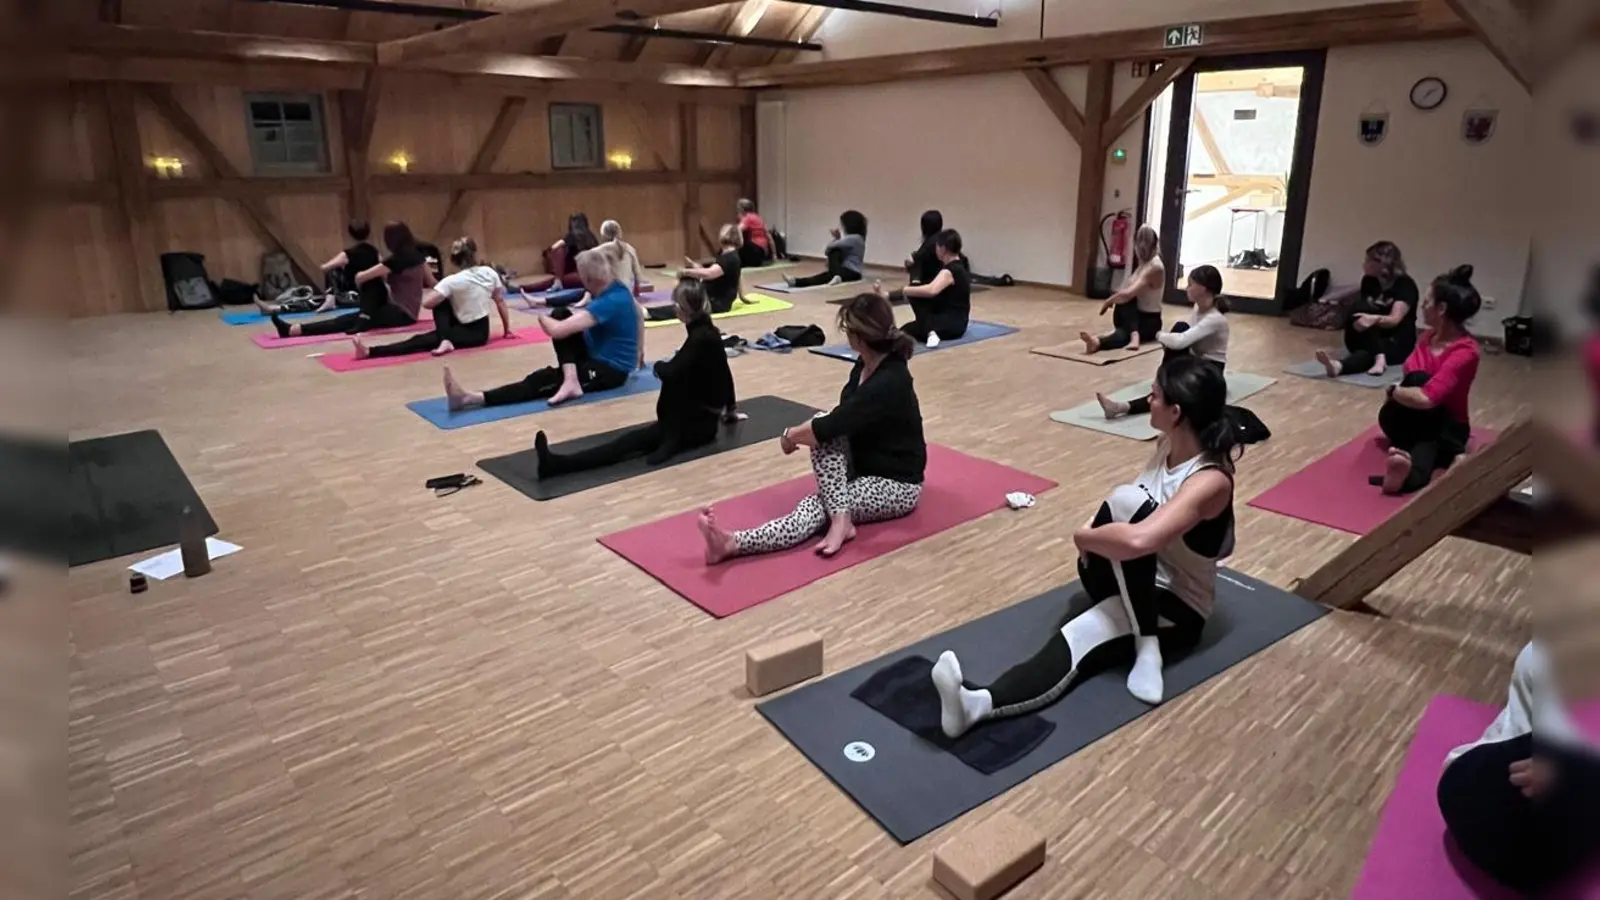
[1442,0,1534,88]
[1021,68,1084,146]
[375,0,727,66]
[1102,58,1191,150]
[703,0,772,67]
[763,4,830,65]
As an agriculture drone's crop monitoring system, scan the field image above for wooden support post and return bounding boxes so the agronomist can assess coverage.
[339,69,382,224]
[1442,0,1533,89]
[1021,68,1084,146]
[103,83,164,311]
[739,102,757,204]
[1071,60,1113,295]
[434,95,526,244]
[679,101,702,258]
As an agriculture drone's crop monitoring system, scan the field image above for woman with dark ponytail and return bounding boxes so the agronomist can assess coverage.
[1371,264,1482,495]
[931,355,1238,734]
[700,291,925,562]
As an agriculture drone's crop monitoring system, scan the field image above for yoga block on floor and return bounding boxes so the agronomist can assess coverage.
[931,812,1046,900]
[745,632,824,697]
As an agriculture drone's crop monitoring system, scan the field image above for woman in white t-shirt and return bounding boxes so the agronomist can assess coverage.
[355,237,513,359]
[1081,224,1166,354]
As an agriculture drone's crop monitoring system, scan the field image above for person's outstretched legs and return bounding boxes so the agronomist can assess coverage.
[700,439,845,563]
[535,422,663,478]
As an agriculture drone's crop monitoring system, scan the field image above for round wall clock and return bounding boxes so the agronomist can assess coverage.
[1410,77,1448,111]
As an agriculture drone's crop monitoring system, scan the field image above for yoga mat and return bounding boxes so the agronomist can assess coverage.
[808,321,1020,362]
[1029,342,1162,365]
[1049,372,1277,442]
[597,444,1057,618]
[406,370,662,431]
[758,279,863,295]
[477,396,819,501]
[825,284,991,304]
[68,430,218,567]
[1351,696,1600,900]
[644,293,793,328]
[513,287,586,308]
[317,326,550,373]
[220,307,351,326]
[654,261,797,279]
[1285,360,1405,388]
[1247,425,1497,536]
[250,319,432,349]
[757,568,1327,843]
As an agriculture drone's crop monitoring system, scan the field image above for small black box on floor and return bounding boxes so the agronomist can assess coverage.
[1501,316,1533,357]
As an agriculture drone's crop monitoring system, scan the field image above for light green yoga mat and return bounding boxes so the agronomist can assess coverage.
[654,260,799,279]
[643,293,792,328]
[1049,372,1278,441]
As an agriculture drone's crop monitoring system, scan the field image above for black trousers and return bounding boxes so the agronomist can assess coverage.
[541,416,719,475]
[1125,325,1226,416]
[792,247,864,288]
[737,241,770,268]
[1439,734,1600,895]
[368,303,490,358]
[297,304,414,336]
[1375,371,1469,494]
[482,308,628,406]
[902,294,968,343]
[1340,319,1414,375]
[977,491,1207,710]
[1099,304,1162,351]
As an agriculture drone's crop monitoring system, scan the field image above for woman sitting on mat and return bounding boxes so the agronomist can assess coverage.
[550,212,600,278]
[1368,264,1481,495]
[1096,265,1229,420]
[256,218,376,316]
[736,198,772,269]
[884,228,970,347]
[699,291,925,563]
[534,279,739,478]
[352,236,513,360]
[274,221,433,338]
[786,210,867,289]
[1080,224,1165,354]
[933,354,1238,734]
[1438,640,1600,896]
[598,219,645,297]
[1312,240,1419,378]
[443,246,643,409]
[906,210,945,286]
[680,225,746,314]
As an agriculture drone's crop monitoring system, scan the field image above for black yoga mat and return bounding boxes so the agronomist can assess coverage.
[477,395,819,501]
[757,568,1327,843]
[68,430,218,567]
[826,284,989,305]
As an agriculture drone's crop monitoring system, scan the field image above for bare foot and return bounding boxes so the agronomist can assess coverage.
[1314,349,1340,378]
[1127,338,1141,351]
[815,513,856,558]
[431,339,455,357]
[548,378,584,406]
[1096,392,1128,420]
[443,366,470,411]
[1367,354,1388,377]
[1079,331,1100,354]
[698,507,737,565]
[1381,449,1412,494]
[351,337,370,360]
[315,294,338,314]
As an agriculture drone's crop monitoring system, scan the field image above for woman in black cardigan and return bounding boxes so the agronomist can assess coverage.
[533,279,738,478]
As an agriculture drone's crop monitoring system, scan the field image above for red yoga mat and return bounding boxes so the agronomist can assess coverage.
[1353,696,1600,900]
[1247,425,1496,536]
[597,444,1057,617]
[315,326,551,372]
[250,318,433,349]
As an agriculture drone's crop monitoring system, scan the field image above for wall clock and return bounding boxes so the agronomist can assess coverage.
[1410,77,1448,111]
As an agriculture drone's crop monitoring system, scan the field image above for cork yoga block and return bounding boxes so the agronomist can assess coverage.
[931,812,1046,900]
[744,631,824,697]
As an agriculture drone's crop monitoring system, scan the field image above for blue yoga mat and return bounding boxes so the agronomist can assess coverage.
[514,287,586,307]
[808,320,1019,362]
[405,370,663,430]
[219,308,339,326]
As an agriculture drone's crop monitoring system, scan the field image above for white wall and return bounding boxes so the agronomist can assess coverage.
[1300,39,1530,332]
[1531,47,1598,336]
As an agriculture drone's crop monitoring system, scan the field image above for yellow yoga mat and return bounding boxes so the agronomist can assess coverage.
[645,293,792,328]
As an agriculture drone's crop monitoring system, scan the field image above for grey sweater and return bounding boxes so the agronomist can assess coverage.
[827,233,866,274]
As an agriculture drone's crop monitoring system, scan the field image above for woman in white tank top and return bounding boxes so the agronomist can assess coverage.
[932,356,1238,737]
[1080,224,1166,354]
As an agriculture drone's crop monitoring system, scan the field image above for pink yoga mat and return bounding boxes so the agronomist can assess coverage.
[597,444,1057,617]
[250,319,433,349]
[316,326,551,372]
[1354,696,1600,900]
[1247,425,1496,536]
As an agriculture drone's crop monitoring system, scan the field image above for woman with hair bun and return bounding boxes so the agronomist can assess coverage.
[1371,264,1483,495]
[699,291,925,562]
[353,236,511,359]
[931,354,1239,731]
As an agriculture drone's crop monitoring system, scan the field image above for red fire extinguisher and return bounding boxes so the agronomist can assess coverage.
[1105,210,1132,268]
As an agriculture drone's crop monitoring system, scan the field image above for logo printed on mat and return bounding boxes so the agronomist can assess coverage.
[843,741,875,763]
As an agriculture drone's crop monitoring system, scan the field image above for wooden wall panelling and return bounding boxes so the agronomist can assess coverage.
[695,103,741,173]
[678,101,705,257]
[434,95,528,244]
[102,82,165,312]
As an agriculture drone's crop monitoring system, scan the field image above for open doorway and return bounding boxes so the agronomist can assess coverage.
[1144,52,1326,312]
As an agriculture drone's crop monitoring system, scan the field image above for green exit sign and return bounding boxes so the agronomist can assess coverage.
[1164,24,1204,49]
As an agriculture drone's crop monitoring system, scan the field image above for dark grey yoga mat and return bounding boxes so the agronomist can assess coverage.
[68,430,218,567]
[477,395,819,501]
[825,284,990,304]
[756,568,1327,843]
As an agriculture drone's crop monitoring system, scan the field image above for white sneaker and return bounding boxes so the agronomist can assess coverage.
[926,333,941,349]
[827,276,842,286]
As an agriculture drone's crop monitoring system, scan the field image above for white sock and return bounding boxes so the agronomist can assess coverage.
[932,651,991,738]
[926,333,941,348]
[1127,635,1165,704]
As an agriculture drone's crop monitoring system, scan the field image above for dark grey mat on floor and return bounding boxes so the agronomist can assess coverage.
[69,430,217,567]
[477,395,819,501]
[756,568,1327,843]
[826,284,990,305]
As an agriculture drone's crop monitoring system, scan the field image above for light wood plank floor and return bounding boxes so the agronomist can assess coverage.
[68,274,1532,900]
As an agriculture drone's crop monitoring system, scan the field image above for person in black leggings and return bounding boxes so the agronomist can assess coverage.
[1081,224,1165,354]
[786,210,867,288]
[274,221,433,338]
[533,279,739,478]
[1097,266,1230,420]
[1313,240,1419,378]
[352,236,513,359]
[888,229,969,346]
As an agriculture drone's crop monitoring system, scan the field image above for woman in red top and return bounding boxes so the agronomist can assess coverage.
[736,198,771,268]
[1373,264,1482,495]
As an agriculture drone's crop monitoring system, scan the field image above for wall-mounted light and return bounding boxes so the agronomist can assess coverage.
[607,150,635,170]
[148,156,185,178]
[387,150,412,173]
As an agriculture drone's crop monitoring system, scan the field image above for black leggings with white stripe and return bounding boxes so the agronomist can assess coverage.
[367,303,490,357]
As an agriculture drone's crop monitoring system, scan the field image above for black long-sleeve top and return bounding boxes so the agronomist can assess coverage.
[811,354,926,484]
[653,316,736,443]
[909,238,941,285]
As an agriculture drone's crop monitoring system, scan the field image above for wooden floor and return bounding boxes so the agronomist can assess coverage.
[68,272,1533,900]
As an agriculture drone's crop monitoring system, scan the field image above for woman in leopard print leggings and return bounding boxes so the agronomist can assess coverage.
[700,292,927,563]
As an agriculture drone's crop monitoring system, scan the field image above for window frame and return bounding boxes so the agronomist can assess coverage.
[548,102,605,171]
[243,92,331,176]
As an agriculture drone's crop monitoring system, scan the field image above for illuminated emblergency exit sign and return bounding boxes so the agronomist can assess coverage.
[1164,24,1204,49]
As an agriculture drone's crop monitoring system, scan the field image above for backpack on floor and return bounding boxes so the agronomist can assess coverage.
[1282,268,1330,313]
[771,230,794,261]
[212,278,258,306]
[1289,280,1358,331]
[1225,405,1272,446]
[159,252,220,311]
[774,324,825,347]
[258,251,297,302]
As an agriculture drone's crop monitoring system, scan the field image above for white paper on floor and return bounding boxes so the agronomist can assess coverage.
[129,538,242,580]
